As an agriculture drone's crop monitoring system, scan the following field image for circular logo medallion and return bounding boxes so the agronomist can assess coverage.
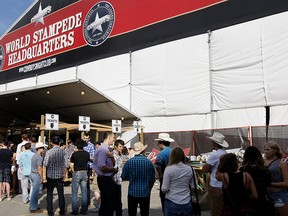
[83,1,115,47]
[0,46,4,71]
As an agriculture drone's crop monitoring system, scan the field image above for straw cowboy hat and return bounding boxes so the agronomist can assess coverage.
[35,142,48,149]
[154,133,175,142]
[208,132,229,148]
[132,142,148,155]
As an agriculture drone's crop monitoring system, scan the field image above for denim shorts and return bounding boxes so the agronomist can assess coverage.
[268,190,288,207]
[0,168,11,182]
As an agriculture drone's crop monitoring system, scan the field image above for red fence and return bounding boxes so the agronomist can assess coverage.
[144,125,288,156]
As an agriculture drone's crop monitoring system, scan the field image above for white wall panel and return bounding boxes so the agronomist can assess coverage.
[215,107,265,128]
[132,34,210,117]
[142,114,212,132]
[262,12,288,106]
[78,54,131,109]
[211,20,266,110]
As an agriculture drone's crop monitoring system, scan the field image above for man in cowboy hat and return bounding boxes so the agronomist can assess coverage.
[121,142,155,216]
[154,133,174,212]
[29,142,47,213]
[202,132,229,216]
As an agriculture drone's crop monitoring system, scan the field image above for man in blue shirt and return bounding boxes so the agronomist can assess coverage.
[18,142,35,204]
[154,133,174,213]
[121,142,155,216]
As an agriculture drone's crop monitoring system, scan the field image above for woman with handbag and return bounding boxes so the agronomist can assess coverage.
[216,153,258,216]
[161,147,193,216]
[264,141,288,216]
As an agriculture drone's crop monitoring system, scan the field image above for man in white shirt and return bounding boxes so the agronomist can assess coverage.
[15,134,29,194]
[202,132,229,216]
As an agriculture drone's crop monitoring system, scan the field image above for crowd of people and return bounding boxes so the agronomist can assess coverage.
[203,132,288,216]
[0,131,287,216]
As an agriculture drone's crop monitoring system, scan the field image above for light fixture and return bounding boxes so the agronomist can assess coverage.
[81,90,85,95]
[15,97,18,101]
[46,89,50,94]
[121,116,124,121]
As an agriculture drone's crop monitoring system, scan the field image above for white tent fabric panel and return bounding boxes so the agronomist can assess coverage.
[270,105,288,125]
[78,54,131,109]
[142,114,212,133]
[6,77,37,91]
[131,34,210,117]
[211,20,266,110]
[37,67,76,86]
[215,107,265,128]
[0,84,6,92]
[262,12,288,106]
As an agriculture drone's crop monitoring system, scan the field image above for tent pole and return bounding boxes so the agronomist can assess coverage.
[208,30,215,129]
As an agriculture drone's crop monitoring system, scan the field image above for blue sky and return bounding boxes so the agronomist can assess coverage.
[0,0,35,37]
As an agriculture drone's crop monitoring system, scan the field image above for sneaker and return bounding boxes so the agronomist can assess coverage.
[30,209,43,213]
[70,212,78,215]
[0,198,2,202]
[59,210,66,215]
[7,197,12,201]
[91,207,99,213]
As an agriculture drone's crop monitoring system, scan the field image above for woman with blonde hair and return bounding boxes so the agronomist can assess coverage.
[264,140,288,216]
[161,147,193,216]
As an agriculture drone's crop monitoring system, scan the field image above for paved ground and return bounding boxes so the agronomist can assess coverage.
[0,180,211,216]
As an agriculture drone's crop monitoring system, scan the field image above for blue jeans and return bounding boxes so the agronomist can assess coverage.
[72,171,88,214]
[164,199,192,216]
[29,173,41,210]
[22,175,32,203]
[46,177,66,216]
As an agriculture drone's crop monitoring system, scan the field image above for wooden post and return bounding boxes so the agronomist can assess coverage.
[66,130,69,148]
[40,115,45,143]
[140,127,144,144]
[96,130,99,142]
[40,115,47,183]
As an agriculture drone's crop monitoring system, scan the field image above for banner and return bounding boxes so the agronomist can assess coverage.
[0,0,287,83]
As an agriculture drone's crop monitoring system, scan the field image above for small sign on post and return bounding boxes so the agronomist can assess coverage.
[79,116,90,131]
[133,121,141,133]
[45,113,59,130]
[112,120,121,133]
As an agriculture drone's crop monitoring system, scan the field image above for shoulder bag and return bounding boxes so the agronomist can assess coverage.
[191,167,201,216]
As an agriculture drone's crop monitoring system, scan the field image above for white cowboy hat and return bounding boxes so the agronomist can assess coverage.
[132,142,148,155]
[208,132,229,148]
[35,142,48,149]
[154,133,175,142]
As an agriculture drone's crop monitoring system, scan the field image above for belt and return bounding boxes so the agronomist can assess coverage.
[98,175,113,178]
[31,172,39,174]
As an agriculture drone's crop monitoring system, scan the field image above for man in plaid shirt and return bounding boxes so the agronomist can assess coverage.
[43,136,69,216]
[83,133,96,207]
[121,142,155,216]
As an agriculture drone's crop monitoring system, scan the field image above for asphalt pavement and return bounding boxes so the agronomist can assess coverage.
[0,180,211,216]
